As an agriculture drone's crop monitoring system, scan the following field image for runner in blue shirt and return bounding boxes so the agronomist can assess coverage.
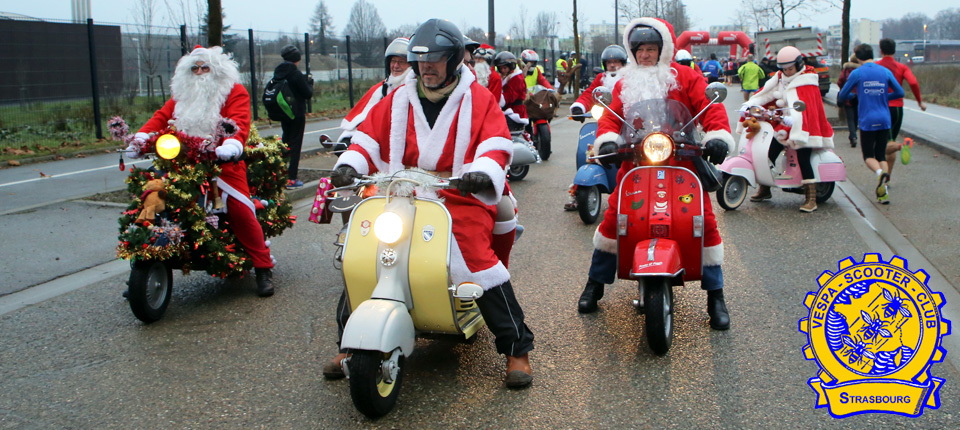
[703,53,722,83]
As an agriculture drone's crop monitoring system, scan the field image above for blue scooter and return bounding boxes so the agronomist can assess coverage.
[570,119,617,224]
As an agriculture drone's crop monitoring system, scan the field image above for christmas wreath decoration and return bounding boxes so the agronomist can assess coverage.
[114,120,295,277]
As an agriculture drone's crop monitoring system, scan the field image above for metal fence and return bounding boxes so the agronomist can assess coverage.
[0,16,384,149]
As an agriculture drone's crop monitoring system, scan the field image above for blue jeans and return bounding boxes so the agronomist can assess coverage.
[588,249,724,291]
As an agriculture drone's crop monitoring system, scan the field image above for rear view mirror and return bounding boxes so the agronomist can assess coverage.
[705,82,727,103]
[792,101,806,112]
[592,86,613,105]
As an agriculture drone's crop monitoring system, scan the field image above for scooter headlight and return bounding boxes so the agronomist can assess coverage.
[374,212,404,244]
[156,134,181,159]
[590,105,605,119]
[642,132,673,163]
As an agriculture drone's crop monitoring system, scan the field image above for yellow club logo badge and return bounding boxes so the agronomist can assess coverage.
[800,254,951,418]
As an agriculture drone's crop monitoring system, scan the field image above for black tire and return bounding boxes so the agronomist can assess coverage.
[716,174,747,211]
[815,182,835,203]
[643,278,674,356]
[507,164,528,181]
[575,185,602,224]
[128,261,172,323]
[348,350,403,419]
[536,123,551,161]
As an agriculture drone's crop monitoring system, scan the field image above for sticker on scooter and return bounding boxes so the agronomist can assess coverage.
[679,193,693,204]
[657,191,666,199]
[422,225,435,242]
[360,220,371,237]
[654,201,668,213]
[631,199,644,210]
[676,174,685,184]
[657,170,665,180]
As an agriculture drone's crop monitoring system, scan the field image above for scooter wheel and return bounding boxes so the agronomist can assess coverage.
[643,278,674,356]
[717,174,747,211]
[127,261,172,323]
[815,182,835,203]
[536,123,551,161]
[348,349,404,418]
[507,164,529,181]
[575,185,601,224]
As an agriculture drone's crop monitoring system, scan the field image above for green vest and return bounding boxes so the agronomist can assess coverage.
[556,59,567,73]
[525,66,544,93]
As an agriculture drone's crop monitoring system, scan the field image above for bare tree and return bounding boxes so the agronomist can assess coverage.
[533,11,559,41]
[935,8,960,39]
[881,13,930,40]
[344,0,387,65]
[131,0,163,96]
[388,23,420,40]
[615,0,690,33]
[464,27,487,43]
[509,5,530,46]
[310,1,336,55]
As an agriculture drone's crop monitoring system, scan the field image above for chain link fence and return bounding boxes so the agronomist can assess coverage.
[0,16,383,151]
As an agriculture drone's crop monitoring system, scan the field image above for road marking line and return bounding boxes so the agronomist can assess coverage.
[0,259,130,317]
[904,106,960,125]
[304,126,341,135]
[0,159,151,188]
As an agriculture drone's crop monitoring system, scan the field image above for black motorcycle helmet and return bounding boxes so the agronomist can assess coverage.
[600,45,629,71]
[407,19,464,87]
[463,36,481,54]
[493,51,517,71]
[627,25,663,57]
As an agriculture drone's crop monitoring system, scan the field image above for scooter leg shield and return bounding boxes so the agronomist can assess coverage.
[341,299,416,356]
[631,239,684,278]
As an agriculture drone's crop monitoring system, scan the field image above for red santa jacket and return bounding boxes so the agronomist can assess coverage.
[339,80,386,136]
[571,71,623,114]
[741,65,834,149]
[487,69,503,107]
[139,83,254,201]
[334,66,514,290]
[501,67,528,123]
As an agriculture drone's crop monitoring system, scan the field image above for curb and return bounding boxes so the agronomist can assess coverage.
[824,97,960,161]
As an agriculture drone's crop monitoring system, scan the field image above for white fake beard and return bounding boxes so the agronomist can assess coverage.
[618,63,678,107]
[601,71,621,89]
[474,61,491,87]
[169,59,236,137]
[385,68,411,93]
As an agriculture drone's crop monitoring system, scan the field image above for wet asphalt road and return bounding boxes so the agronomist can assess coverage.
[1,95,959,428]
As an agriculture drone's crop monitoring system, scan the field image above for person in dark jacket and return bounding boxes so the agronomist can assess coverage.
[273,45,314,189]
[836,54,860,147]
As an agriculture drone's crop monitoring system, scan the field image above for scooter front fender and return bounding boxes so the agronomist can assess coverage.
[718,156,757,187]
[631,238,684,280]
[512,141,539,165]
[341,299,416,357]
[574,164,613,193]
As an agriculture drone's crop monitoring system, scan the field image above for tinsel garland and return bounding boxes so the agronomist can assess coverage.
[116,124,295,277]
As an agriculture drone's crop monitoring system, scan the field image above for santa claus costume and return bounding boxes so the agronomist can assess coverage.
[337,70,411,143]
[570,68,624,115]
[500,65,528,126]
[579,18,735,330]
[740,65,834,150]
[137,46,275,294]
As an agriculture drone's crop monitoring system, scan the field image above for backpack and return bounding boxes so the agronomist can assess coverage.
[262,78,295,121]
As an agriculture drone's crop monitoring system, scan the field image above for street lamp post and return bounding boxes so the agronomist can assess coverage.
[131,37,142,95]
[923,24,927,60]
[333,45,340,80]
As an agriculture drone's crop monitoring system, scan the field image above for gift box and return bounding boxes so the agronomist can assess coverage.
[308,177,334,224]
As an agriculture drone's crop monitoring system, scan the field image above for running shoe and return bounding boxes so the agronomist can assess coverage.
[901,138,912,165]
[286,179,303,190]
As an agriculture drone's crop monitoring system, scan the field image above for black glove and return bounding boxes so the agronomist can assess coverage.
[597,142,619,167]
[703,139,729,165]
[571,106,585,123]
[458,172,493,195]
[330,165,359,187]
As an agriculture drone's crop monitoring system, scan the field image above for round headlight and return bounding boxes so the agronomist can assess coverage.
[641,132,673,163]
[156,134,181,159]
[374,212,404,244]
[590,105,605,119]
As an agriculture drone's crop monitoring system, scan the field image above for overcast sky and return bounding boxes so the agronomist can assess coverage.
[5,0,955,38]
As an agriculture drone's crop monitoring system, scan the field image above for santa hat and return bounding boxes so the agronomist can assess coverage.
[622,17,677,68]
[480,43,494,50]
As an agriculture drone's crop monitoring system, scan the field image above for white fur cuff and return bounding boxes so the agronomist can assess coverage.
[593,227,618,254]
[468,157,506,206]
[594,131,620,147]
[570,102,586,115]
[703,243,724,266]
[135,132,150,141]
[493,217,518,235]
[334,151,371,175]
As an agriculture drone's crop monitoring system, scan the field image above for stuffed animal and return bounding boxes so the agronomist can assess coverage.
[136,179,167,225]
[742,117,762,139]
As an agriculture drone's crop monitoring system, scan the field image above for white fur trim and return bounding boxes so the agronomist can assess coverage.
[135,132,150,140]
[333,150,371,175]
[450,235,510,290]
[215,178,256,216]
[499,94,506,108]
[493,217,518,235]
[340,83,384,131]
[735,122,745,135]
[775,99,786,108]
[593,226,618,254]
[502,67,522,86]
[346,131,388,173]
[570,101,586,115]
[703,243,724,266]
[595,131,621,146]
[503,108,528,125]
[623,18,675,68]
[772,91,782,99]
[702,129,735,157]
[222,138,243,154]
[410,65,476,171]
[467,157,506,206]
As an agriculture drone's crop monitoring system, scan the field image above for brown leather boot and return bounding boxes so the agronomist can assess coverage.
[322,352,348,380]
[799,183,817,213]
[750,185,772,202]
[505,354,533,388]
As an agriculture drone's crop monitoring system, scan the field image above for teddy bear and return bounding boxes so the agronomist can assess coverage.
[136,179,167,225]
[742,117,762,140]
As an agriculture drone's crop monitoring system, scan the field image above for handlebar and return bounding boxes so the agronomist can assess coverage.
[324,169,461,197]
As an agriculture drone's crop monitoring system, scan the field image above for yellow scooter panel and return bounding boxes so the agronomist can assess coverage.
[407,199,457,333]
[342,198,385,311]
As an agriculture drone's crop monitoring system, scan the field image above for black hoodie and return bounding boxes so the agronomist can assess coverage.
[272,61,314,119]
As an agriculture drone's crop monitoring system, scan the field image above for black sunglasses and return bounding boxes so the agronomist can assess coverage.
[191,64,211,72]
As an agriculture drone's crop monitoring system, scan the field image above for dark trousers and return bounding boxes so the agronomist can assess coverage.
[844,103,859,142]
[588,249,723,291]
[768,139,814,181]
[281,116,306,180]
[336,281,534,357]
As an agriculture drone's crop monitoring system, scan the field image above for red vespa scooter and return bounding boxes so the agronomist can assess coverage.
[590,83,728,354]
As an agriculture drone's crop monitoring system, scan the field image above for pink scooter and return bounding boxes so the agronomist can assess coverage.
[716,102,846,210]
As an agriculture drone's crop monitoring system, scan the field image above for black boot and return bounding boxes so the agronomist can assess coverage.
[707,289,730,330]
[255,268,274,297]
[577,279,605,314]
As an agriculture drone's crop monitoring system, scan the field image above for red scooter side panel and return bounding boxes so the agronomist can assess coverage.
[616,166,704,281]
[631,239,684,277]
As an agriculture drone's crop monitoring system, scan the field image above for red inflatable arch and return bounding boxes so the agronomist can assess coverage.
[676,31,753,60]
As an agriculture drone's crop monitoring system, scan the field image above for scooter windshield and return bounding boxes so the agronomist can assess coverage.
[620,99,695,146]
